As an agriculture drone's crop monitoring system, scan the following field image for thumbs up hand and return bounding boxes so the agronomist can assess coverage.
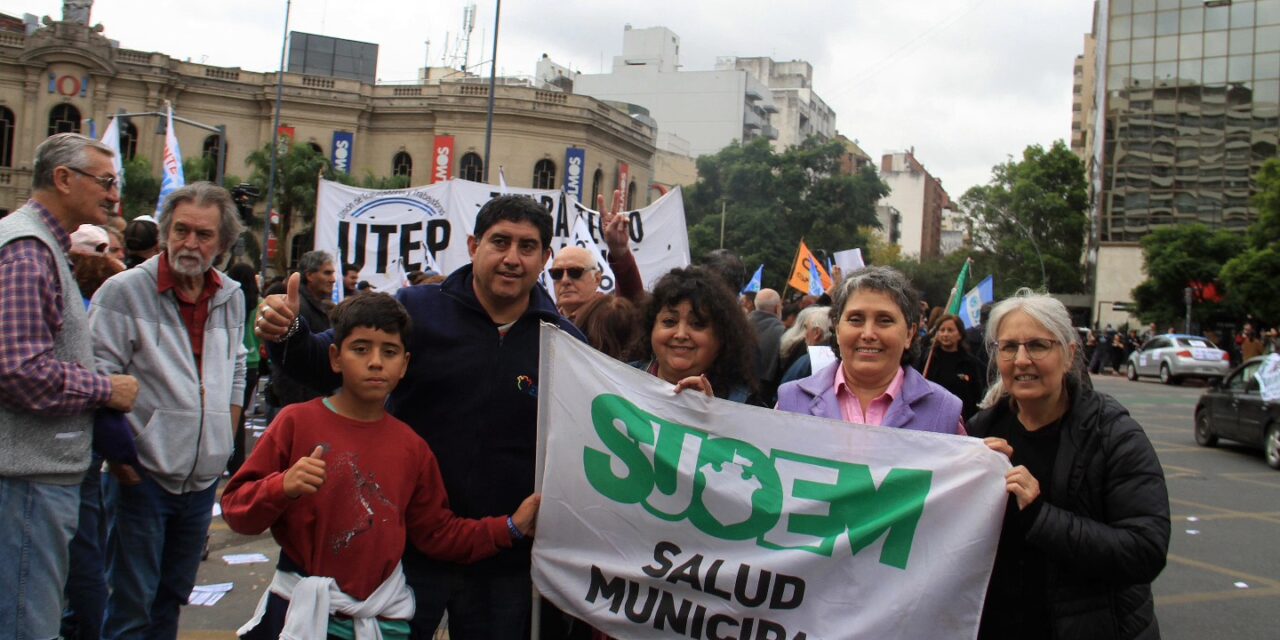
[256,272,303,342]
[283,444,328,498]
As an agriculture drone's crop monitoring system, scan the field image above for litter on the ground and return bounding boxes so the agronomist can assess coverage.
[222,553,271,565]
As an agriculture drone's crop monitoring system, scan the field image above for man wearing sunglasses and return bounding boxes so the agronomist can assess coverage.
[0,133,139,638]
[549,193,645,322]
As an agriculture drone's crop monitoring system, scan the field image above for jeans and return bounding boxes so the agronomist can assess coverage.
[404,555,531,640]
[0,477,80,640]
[62,457,109,640]
[102,474,216,640]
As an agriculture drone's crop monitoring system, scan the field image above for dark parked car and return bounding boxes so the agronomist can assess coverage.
[1194,356,1280,469]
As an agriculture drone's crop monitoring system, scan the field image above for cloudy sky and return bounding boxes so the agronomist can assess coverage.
[8,0,1094,197]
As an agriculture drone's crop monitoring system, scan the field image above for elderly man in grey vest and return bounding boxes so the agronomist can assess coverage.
[90,182,246,639]
[0,133,139,638]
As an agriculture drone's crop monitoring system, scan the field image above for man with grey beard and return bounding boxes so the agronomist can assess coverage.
[88,182,247,639]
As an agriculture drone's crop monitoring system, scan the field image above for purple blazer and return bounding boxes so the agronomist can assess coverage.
[776,361,963,434]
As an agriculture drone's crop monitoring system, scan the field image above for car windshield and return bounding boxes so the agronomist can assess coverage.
[1176,337,1217,349]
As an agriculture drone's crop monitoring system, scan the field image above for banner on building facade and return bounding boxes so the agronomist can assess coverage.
[532,325,1010,640]
[432,136,455,184]
[616,161,631,204]
[313,179,690,298]
[564,148,586,203]
[331,131,354,175]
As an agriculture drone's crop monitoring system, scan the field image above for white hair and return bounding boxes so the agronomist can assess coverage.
[779,305,831,361]
[979,288,1089,409]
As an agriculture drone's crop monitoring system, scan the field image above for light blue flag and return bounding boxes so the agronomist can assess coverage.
[155,104,185,218]
[960,275,995,329]
[808,260,825,297]
[741,264,763,295]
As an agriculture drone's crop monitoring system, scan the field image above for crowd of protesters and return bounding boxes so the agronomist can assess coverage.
[2,133,1173,640]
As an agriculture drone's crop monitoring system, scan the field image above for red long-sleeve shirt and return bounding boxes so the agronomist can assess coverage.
[221,399,511,600]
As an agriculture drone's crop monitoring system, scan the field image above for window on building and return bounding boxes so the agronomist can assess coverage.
[201,135,224,181]
[392,151,412,179]
[532,159,556,189]
[307,141,324,157]
[591,168,604,205]
[627,181,637,209]
[289,233,312,272]
[120,121,138,161]
[460,152,484,182]
[0,107,14,168]
[48,104,81,136]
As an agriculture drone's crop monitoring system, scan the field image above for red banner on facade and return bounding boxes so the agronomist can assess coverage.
[432,135,455,183]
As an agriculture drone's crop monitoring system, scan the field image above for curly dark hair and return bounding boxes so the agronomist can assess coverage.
[73,254,124,300]
[641,266,757,399]
[473,194,552,250]
[575,294,643,362]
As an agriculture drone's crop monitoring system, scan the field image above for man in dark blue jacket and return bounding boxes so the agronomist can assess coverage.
[258,195,584,638]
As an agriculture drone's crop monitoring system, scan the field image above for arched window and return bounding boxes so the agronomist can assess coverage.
[459,152,484,182]
[289,233,312,272]
[392,151,412,179]
[48,104,81,136]
[532,159,556,190]
[202,135,223,181]
[590,168,603,206]
[627,181,637,209]
[0,107,14,168]
[307,141,324,157]
[120,121,138,161]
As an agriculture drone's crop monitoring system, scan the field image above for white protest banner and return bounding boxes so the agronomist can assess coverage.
[316,178,690,297]
[833,247,865,273]
[533,325,1010,640]
[315,179,453,299]
[1256,353,1280,403]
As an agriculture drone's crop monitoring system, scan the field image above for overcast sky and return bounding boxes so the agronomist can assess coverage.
[7,0,1094,197]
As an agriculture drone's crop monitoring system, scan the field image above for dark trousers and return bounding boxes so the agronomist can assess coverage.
[63,457,108,640]
[404,550,532,640]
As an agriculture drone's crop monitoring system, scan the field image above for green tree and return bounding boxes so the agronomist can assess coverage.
[1132,224,1243,328]
[684,137,887,293]
[244,141,335,270]
[1220,158,1280,321]
[959,141,1089,294]
[119,156,161,220]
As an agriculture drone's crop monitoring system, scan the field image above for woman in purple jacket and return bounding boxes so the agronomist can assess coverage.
[775,266,963,434]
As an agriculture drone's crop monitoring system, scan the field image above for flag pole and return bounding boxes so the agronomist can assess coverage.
[783,237,804,298]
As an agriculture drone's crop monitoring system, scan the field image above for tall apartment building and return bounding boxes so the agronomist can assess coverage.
[1072,31,1099,161]
[1084,0,1280,327]
[573,26,783,157]
[723,56,837,150]
[878,150,950,260]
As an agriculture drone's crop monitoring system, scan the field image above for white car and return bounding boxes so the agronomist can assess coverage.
[1126,334,1231,385]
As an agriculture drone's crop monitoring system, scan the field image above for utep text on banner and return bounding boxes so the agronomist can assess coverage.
[314,178,690,298]
[532,325,1010,640]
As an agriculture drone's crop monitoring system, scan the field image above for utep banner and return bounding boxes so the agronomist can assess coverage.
[533,325,1009,640]
[314,179,690,297]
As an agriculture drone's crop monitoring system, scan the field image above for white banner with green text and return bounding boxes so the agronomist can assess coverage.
[533,324,1010,640]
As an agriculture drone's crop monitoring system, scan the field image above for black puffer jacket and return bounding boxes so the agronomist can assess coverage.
[968,379,1170,640]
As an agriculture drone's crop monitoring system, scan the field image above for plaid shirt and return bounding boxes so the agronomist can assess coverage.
[0,201,112,415]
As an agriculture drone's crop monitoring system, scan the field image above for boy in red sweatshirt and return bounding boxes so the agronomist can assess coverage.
[222,292,539,639]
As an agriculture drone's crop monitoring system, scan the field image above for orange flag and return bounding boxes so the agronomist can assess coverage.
[787,240,832,294]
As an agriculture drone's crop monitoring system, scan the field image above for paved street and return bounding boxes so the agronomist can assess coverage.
[176,375,1278,639]
[1094,374,1280,640]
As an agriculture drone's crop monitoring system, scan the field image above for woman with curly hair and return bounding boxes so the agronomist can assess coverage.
[637,266,760,404]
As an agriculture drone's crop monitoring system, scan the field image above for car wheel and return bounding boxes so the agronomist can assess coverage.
[1265,423,1280,470]
[1194,411,1218,447]
[1126,362,1139,381]
[1159,363,1177,385]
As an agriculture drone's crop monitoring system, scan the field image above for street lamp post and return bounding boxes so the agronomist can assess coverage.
[482,0,501,183]
[260,0,292,280]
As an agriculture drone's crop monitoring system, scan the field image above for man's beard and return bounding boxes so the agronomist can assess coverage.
[169,249,212,278]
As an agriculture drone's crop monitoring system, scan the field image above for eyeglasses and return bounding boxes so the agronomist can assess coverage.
[549,267,594,281]
[66,166,120,192]
[994,338,1061,361]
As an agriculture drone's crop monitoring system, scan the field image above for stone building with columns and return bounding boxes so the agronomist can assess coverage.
[0,13,656,265]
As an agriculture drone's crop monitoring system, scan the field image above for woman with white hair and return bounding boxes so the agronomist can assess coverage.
[776,305,832,385]
[970,288,1170,640]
